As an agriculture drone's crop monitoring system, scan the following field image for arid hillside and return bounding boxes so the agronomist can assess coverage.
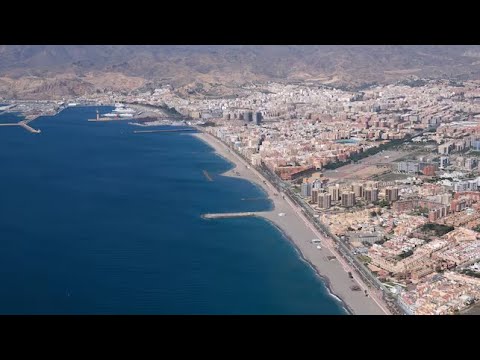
[1,45,480,99]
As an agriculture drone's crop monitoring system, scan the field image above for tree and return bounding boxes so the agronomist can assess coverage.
[378,199,389,208]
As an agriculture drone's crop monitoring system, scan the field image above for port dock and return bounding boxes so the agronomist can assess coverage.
[202,212,257,219]
[0,100,65,133]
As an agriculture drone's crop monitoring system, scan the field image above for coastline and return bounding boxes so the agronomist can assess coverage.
[192,131,390,315]
[261,216,353,314]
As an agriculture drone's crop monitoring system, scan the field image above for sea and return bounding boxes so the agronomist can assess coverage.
[0,106,346,314]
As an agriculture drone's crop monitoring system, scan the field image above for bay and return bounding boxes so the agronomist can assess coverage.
[0,106,345,314]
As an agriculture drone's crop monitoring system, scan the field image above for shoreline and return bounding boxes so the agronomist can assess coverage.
[192,131,390,315]
[194,134,352,313]
[260,216,353,314]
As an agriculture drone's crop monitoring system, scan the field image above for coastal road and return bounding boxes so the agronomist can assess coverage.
[196,132,389,315]
[280,194,391,315]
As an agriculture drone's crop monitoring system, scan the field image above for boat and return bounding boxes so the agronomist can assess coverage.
[101,112,134,118]
[113,107,135,114]
[68,103,78,106]
[316,245,322,249]
[102,113,120,118]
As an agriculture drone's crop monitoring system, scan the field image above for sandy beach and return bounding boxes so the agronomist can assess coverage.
[193,131,390,315]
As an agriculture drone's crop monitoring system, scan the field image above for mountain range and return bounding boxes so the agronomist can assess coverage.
[1,45,480,99]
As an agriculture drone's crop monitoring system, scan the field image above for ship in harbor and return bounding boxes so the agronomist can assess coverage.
[102,112,135,118]
[101,103,137,118]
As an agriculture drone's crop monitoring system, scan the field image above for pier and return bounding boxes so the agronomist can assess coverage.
[0,118,41,133]
[202,212,257,219]
[19,121,41,133]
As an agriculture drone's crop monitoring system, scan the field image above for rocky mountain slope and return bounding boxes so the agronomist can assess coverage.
[1,45,480,99]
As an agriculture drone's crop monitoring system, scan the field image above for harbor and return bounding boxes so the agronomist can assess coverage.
[0,100,68,133]
[87,103,187,126]
[88,105,138,122]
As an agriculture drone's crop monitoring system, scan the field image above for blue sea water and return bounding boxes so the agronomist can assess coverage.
[0,106,346,314]
[0,111,23,123]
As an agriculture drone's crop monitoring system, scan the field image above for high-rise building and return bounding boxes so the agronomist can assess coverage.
[301,182,312,197]
[352,183,364,198]
[244,111,253,122]
[363,188,372,202]
[341,192,356,207]
[312,179,324,190]
[364,187,379,203]
[318,193,332,209]
[439,156,449,169]
[328,184,340,202]
[385,187,399,202]
[438,143,450,155]
[311,189,319,204]
[465,157,477,171]
[253,111,263,125]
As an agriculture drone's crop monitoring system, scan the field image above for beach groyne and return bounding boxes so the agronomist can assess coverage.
[202,212,257,219]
